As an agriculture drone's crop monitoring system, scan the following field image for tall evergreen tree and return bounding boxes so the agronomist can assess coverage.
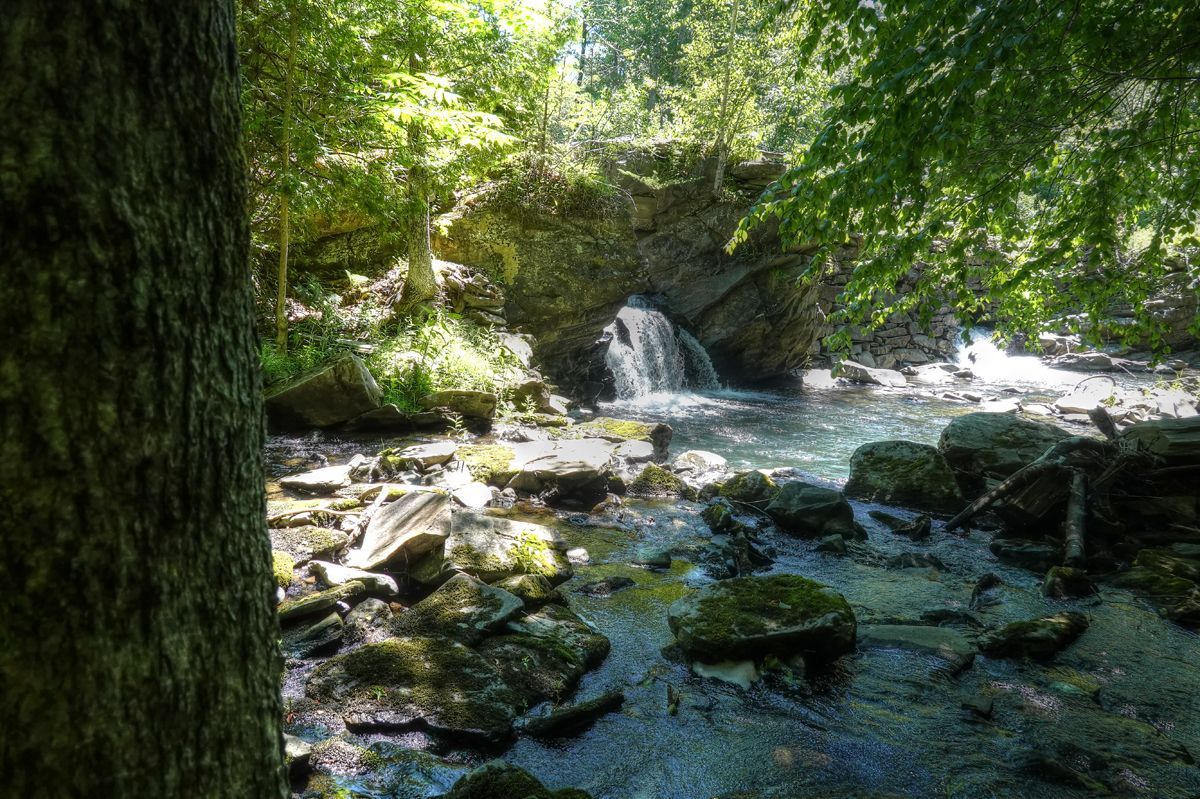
[0,3,286,796]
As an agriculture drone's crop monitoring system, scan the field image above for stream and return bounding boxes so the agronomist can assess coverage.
[272,335,1200,799]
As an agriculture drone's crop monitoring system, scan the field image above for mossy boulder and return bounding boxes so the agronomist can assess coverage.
[266,354,382,429]
[455,443,519,485]
[1109,566,1200,626]
[279,581,366,624]
[300,740,468,799]
[628,463,696,499]
[495,574,559,608]
[844,440,965,513]
[978,612,1089,659]
[272,550,296,589]
[765,482,858,538]
[1042,566,1098,598]
[305,637,525,743]
[282,613,344,658]
[668,574,856,663]
[1135,549,1200,583]
[478,604,610,705]
[572,417,672,459]
[393,573,523,645]
[270,525,351,565]
[419,389,498,420]
[443,761,593,799]
[719,470,779,504]
[443,512,573,585]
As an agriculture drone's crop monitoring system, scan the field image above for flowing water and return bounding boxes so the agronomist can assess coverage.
[501,329,1199,798]
[275,329,1200,798]
[605,297,721,400]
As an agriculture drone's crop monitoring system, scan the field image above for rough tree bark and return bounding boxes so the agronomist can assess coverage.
[0,3,286,797]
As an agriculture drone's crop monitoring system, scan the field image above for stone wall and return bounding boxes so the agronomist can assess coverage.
[811,265,962,369]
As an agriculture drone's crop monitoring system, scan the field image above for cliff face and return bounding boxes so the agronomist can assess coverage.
[434,161,825,389]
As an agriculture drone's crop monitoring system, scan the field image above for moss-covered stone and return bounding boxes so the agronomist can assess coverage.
[279,582,366,624]
[300,739,468,798]
[393,573,523,645]
[443,761,593,799]
[668,574,856,662]
[270,524,351,565]
[627,463,696,500]
[455,444,518,485]
[1042,566,1098,598]
[844,440,965,513]
[719,470,779,504]
[495,574,559,607]
[442,513,573,585]
[305,637,525,743]
[978,612,1089,659]
[272,550,296,589]
[765,481,857,538]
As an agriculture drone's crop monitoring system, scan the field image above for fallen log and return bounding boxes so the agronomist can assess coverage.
[1063,469,1087,567]
[945,437,1111,534]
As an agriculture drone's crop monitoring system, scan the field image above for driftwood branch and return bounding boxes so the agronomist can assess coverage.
[267,507,360,524]
[944,437,1111,534]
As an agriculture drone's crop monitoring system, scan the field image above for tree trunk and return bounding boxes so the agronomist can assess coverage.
[712,0,740,197]
[396,35,436,313]
[275,5,299,354]
[0,3,286,797]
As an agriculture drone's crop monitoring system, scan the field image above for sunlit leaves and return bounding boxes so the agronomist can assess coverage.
[742,0,1200,350]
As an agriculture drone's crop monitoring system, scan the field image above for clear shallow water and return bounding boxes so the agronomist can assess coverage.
[598,331,1155,481]
[504,501,1200,799]
[601,382,983,480]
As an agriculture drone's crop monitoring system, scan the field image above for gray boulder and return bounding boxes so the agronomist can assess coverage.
[305,636,525,743]
[394,573,524,645]
[765,482,858,538]
[668,574,856,662]
[978,612,1088,659]
[419,389,497,420]
[437,512,573,585]
[345,490,451,570]
[833,360,908,388]
[506,438,617,506]
[266,354,382,428]
[844,440,965,513]
[938,412,1069,492]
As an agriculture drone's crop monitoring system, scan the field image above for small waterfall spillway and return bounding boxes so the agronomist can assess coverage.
[604,297,721,400]
[953,327,1076,389]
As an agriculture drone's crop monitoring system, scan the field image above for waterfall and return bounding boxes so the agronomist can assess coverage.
[953,328,1075,388]
[604,297,721,399]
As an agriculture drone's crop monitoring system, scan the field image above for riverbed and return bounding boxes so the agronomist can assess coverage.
[274,344,1200,799]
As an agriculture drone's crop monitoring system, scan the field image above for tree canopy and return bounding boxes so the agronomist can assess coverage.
[737,0,1200,349]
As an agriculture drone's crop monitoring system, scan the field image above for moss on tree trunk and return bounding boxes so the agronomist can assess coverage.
[0,2,286,796]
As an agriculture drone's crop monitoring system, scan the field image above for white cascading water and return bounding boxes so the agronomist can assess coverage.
[604,296,721,400]
[953,327,1076,389]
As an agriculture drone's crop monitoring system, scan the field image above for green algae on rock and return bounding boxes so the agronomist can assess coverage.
[978,612,1089,660]
[844,439,965,513]
[443,760,593,799]
[304,636,525,743]
[668,574,856,663]
[719,470,779,504]
[628,463,696,500]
